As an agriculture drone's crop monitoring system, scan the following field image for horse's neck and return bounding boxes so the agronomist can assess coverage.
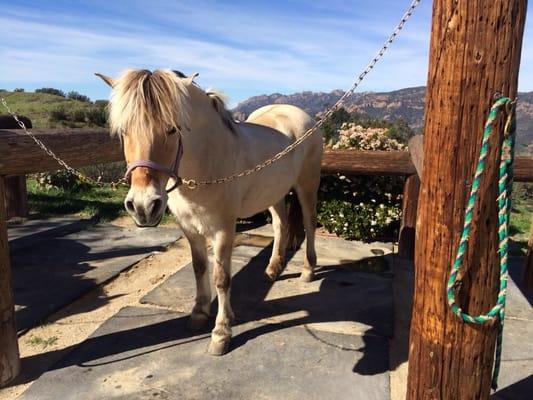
[179,86,238,180]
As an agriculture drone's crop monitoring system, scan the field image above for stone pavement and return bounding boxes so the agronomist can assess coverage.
[10,222,532,399]
[490,257,533,399]
[8,218,182,332]
[19,233,395,400]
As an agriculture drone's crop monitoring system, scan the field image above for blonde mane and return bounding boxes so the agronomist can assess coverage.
[109,69,236,137]
[206,89,237,133]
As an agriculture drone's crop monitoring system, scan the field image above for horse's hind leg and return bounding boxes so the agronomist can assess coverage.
[295,174,319,282]
[265,200,288,281]
[185,231,211,331]
[208,224,235,356]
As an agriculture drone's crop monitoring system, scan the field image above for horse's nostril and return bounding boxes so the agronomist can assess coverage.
[151,198,163,216]
[125,199,135,214]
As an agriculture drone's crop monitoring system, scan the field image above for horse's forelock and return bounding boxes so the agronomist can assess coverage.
[109,69,190,138]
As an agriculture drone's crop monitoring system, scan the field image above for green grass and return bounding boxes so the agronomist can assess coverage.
[27,179,128,222]
[26,335,58,349]
[1,91,96,128]
[510,194,532,256]
[26,178,175,224]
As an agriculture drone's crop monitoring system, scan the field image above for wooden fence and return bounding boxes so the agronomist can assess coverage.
[0,127,532,386]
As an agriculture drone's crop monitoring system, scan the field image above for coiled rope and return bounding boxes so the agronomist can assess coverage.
[447,95,517,390]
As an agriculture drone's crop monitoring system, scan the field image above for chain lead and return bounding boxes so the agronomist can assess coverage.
[188,0,421,188]
[0,97,126,188]
[0,0,420,189]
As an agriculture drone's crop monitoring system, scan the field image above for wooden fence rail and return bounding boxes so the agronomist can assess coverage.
[1,129,532,180]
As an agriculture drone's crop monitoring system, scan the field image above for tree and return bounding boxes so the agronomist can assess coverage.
[36,88,65,97]
[67,91,91,103]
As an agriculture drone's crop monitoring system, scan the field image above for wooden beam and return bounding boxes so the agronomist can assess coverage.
[0,130,531,181]
[398,174,420,260]
[0,177,20,386]
[322,150,416,175]
[407,135,424,179]
[407,1,527,399]
[0,128,122,175]
[322,150,533,180]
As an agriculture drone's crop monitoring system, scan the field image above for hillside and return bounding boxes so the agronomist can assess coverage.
[2,89,531,154]
[233,86,533,154]
[0,91,99,128]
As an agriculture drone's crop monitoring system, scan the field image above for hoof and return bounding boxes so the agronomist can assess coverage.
[264,269,279,282]
[187,313,209,332]
[265,260,285,281]
[207,339,230,356]
[300,269,314,283]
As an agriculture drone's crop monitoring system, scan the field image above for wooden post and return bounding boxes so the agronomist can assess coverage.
[5,176,28,220]
[1,116,32,220]
[398,174,420,260]
[0,177,20,386]
[407,1,527,399]
[524,219,533,288]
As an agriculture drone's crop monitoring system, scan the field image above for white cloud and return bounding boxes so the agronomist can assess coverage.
[3,0,531,105]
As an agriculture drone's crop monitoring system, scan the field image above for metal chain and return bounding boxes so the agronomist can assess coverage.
[0,97,126,188]
[1,0,420,190]
[185,0,421,188]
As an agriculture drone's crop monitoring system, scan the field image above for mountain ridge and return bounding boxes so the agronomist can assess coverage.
[233,86,532,154]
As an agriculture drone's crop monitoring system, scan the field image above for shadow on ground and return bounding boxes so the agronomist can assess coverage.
[11,240,394,389]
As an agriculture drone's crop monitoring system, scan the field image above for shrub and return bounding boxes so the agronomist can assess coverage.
[67,91,91,103]
[84,106,108,127]
[80,161,125,183]
[49,106,69,122]
[35,88,65,97]
[317,115,408,241]
[35,170,89,191]
[329,123,406,151]
[71,109,87,123]
[94,100,109,108]
[14,88,25,92]
[318,174,403,240]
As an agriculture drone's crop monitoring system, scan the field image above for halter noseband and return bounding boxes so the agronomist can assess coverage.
[124,138,184,193]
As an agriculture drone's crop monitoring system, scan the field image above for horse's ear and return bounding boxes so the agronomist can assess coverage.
[184,72,199,85]
[95,73,116,88]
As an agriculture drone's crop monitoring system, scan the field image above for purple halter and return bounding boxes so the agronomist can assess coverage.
[124,139,184,193]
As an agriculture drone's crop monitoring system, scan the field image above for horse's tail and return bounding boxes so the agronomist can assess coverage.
[287,191,305,251]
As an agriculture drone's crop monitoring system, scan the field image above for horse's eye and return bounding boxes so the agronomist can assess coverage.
[167,127,177,135]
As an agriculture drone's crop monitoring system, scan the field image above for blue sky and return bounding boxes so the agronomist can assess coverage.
[1,0,533,106]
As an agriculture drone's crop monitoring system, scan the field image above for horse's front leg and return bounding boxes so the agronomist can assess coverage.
[185,231,211,332]
[207,225,235,356]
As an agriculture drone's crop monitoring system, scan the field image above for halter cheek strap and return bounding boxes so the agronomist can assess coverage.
[124,139,184,193]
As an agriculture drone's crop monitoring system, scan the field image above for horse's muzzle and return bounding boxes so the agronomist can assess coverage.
[124,193,165,227]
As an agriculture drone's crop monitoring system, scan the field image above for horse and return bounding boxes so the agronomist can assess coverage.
[96,69,323,355]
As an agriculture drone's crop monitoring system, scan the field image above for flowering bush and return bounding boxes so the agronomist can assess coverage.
[317,121,407,241]
[330,123,406,151]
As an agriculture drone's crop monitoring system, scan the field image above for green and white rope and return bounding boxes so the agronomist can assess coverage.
[447,96,516,390]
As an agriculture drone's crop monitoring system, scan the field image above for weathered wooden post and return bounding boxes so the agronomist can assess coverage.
[398,135,423,259]
[398,175,420,260]
[0,177,20,386]
[0,115,32,220]
[407,1,527,399]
